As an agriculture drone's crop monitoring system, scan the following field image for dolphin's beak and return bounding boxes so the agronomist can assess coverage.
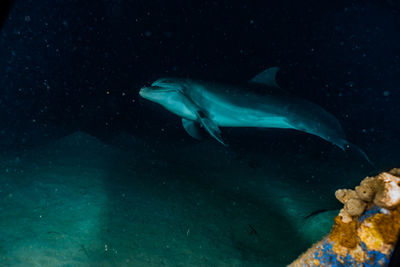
[139,87,149,97]
[139,88,144,96]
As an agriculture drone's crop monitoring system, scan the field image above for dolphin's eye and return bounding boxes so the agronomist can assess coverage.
[198,110,206,118]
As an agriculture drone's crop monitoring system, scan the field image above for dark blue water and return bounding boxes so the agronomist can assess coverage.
[0,0,399,266]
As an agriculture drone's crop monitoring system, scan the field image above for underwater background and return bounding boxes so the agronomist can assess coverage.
[0,0,399,266]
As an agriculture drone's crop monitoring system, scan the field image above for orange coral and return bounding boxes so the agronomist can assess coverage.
[374,206,400,245]
[329,216,358,248]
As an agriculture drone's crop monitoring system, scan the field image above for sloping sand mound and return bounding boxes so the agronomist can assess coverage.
[0,131,364,266]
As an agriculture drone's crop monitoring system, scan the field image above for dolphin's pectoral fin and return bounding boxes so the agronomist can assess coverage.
[200,118,227,146]
[250,66,280,88]
[183,95,227,146]
[182,118,202,140]
[196,113,227,146]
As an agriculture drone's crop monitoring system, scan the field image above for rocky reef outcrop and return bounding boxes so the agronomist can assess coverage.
[290,169,400,266]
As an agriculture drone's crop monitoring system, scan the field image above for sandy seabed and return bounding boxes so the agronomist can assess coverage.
[0,131,371,266]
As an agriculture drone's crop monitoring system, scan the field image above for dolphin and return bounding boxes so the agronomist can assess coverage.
[139,67,370,162]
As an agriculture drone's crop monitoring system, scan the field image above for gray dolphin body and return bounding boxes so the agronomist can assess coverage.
[139,67,367,159]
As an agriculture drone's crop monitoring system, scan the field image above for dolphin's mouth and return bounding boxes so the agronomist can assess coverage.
[151,80,181,91]
[153,86,174,91]
[139,78,183,98]
[151,80,168,87]
[139,86,175,97]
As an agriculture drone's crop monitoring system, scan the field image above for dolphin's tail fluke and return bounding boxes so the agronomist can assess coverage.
[333,138,373,165]
[345,141,373,166]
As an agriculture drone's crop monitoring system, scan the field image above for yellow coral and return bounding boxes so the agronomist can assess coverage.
[358,220,386,251]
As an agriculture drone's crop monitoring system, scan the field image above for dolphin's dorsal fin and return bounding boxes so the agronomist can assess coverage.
[250,67,280,88]
[182,118,202,140]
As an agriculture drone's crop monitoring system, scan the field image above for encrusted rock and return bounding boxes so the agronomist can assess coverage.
[374,172,400,209]
[355,177,377,202]
[290,168,400,267]
[344,198,367,216]
[335,189,358,204]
